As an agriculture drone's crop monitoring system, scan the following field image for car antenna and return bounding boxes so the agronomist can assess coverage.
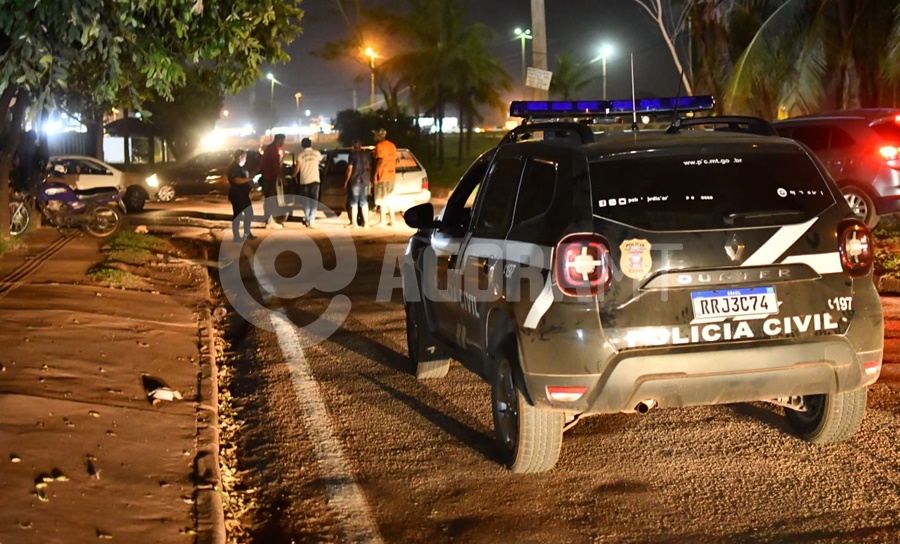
[667,67,686,133]
[630,53,638,132]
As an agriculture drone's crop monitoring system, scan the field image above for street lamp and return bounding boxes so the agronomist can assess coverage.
[599,44,613,100]
[364,47,378,110]
[294,91,302,127]
[513,28,532,86]
[266,72,281,107]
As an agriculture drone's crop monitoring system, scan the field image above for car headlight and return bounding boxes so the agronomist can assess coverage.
[145,174,159,188]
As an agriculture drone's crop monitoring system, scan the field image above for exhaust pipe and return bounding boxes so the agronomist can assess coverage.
[634,399,657,414]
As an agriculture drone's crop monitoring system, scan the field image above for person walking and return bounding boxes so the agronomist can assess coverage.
[293,137,323,228]
[227,149,255,241]
[344,139,372,228]
[372,128,397,226]
[259,133,285,229]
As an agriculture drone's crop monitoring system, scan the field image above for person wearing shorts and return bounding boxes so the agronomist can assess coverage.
[373,128,397,226]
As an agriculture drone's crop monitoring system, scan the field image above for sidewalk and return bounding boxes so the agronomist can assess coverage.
[0,228,218,543]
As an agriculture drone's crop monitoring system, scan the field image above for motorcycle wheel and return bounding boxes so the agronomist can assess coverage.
[9,200,31,236]
[84,205,123,239]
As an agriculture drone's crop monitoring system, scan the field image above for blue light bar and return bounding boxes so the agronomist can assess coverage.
[508,95,716,119]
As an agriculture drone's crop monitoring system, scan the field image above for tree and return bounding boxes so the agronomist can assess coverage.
[724,0,900,117]
[630,0,694,96]
[0,0,303,237]
[143,68,224,160]
[549,54,597,100]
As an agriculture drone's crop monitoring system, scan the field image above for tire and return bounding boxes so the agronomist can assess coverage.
[156,184,176,202]
[785,388,867,444]
[404,302,450,379]
[9,200,31,236]
[491,340,563,473]
[124,186,147,213]
[842,187,878,228]
[84,205,123,239]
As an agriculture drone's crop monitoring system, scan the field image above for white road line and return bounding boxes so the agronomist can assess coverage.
[268,311,384,544]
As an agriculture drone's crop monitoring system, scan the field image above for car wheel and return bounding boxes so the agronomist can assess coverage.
[156,184,176,202]
[842,187,878,228]
[124,186,147,213]
[491,340,563,473]
[785,388,867,444]
[404,302,450,379]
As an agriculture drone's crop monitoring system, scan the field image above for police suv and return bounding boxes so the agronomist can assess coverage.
[401,97,883,473]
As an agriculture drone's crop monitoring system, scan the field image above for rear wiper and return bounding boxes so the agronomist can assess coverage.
[724,210,806,226]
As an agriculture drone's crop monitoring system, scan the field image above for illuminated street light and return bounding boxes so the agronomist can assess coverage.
[598,44,613,100]
[364,47,378,110]
[513,28,532,86]
[294,91,302,127]
[266,72,281,107]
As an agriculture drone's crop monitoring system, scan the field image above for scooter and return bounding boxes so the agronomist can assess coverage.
[9,174,125,239]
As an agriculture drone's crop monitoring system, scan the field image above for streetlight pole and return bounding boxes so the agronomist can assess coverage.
[599,44,613,100]
[266,72,279,107]
[364,47,377,110]
[294,91,302,128]
[513,28,532,86]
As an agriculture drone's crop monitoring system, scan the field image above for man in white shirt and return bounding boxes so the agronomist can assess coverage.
[293,137,323,228]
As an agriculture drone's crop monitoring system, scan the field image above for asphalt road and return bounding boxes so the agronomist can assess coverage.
[207,219,900,544]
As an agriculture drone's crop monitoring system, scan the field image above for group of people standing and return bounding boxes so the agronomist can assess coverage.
[226,128,399,240]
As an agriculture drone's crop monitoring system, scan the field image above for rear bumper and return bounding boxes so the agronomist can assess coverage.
[523,339,882,413]
[389,190,431,212]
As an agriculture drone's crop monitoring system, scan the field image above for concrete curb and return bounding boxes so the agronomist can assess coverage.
[194,242,226,544]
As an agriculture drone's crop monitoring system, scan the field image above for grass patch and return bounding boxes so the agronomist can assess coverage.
[424,131,503,190]
[88,265,142,285]
[0,236,22,258]
[88,230,167,288]
[873,216,900,277]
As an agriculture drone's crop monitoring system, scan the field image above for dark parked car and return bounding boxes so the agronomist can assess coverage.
[148,150,262,202]
[401,97,883,473]
[773,110,900,227]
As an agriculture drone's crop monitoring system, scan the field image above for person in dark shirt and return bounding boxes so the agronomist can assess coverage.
[344,139,372,228]
[227,149,256,240]
[14,130,40,196]
[258,133,285,229]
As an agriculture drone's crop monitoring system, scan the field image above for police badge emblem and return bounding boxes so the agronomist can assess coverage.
[619,239,652,279]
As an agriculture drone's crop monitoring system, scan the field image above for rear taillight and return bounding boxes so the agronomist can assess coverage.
[546,386,587,402]
[879,145,900,169]
[554,233,611,297]
[837,219,873,278]
[421,177,429,190]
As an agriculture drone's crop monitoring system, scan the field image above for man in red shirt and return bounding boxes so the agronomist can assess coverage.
[259,133,285,229]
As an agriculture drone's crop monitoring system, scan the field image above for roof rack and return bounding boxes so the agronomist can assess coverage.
[665,116,778,136]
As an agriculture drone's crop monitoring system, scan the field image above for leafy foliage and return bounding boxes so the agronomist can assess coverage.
[0,0,303,237]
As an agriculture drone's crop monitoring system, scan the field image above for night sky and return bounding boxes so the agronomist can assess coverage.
[222,0,685,128]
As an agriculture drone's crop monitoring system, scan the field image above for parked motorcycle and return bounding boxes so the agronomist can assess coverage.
[9,180,125,239]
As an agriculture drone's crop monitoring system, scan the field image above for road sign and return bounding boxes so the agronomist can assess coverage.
[526,67,553,91]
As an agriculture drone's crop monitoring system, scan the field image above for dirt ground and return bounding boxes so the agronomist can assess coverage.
[0,229,215,544]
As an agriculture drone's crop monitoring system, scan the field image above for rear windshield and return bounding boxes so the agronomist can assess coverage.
[590,150,835,231]
[872,121,900,143]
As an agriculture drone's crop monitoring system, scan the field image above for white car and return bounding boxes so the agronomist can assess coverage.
[48,155,158,212]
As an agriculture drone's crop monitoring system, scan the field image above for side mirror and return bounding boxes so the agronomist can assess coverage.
[404,203,438,229]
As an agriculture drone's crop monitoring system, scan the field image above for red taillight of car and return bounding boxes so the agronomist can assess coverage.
[553,233,612,297]
[421,177,429,190]
[879,145,900,169]
[837,219,874,278]
[546,385,588,402]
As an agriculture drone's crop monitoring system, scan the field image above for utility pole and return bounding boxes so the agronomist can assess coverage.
[530,0,548,101]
